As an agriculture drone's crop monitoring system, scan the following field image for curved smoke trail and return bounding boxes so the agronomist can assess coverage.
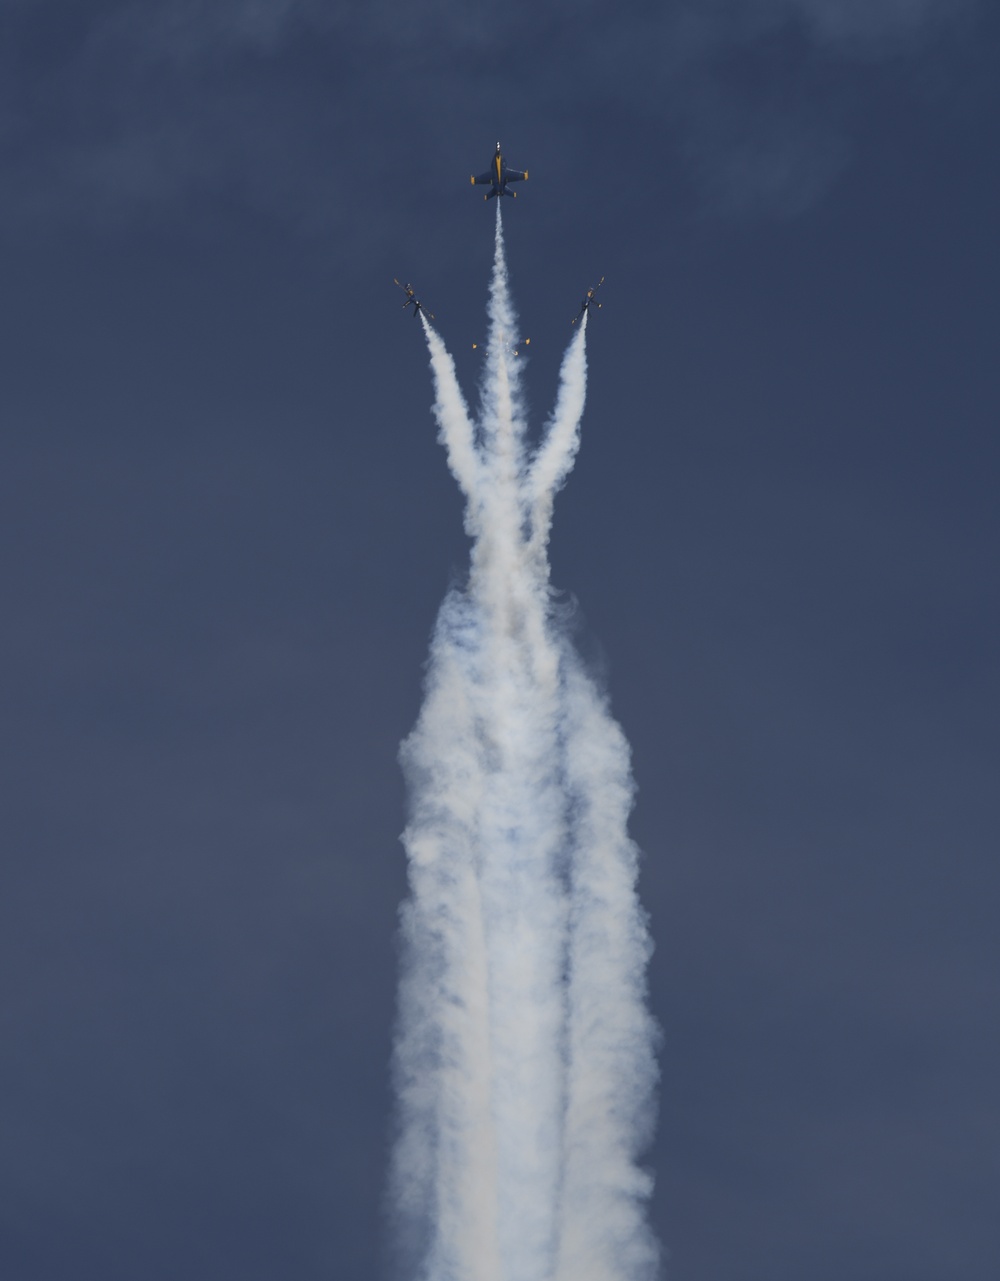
[390,209,659,1281]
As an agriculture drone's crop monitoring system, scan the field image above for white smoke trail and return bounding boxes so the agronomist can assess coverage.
[419,316,480,519]
[390,208,659,1281]
[527,315,588,557]
[552,660,660,1281]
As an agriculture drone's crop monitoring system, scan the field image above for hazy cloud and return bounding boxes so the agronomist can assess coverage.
[0,0,983,230]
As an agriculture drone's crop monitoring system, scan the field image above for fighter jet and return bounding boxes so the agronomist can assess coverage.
[394,279,433,320]
[572,276,604,324]
[470,142,528,201]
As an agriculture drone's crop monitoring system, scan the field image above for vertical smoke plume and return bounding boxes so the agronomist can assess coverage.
[390,209,659,1281]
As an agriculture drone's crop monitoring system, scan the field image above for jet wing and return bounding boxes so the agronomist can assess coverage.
[471,171,494,185]
[504,168,528,182]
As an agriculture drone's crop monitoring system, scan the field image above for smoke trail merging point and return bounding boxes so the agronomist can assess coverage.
[392,208,659,1281]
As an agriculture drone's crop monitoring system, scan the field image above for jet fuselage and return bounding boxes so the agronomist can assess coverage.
[471,142,528,201]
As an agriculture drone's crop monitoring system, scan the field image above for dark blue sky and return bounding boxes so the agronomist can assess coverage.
[2,3,998,1279]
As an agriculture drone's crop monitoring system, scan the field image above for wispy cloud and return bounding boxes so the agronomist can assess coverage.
[0,0,982,231]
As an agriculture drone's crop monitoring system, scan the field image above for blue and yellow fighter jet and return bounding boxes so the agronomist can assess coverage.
[470,142,528,200]
[394,279,433,320]
[572,276,604,324]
